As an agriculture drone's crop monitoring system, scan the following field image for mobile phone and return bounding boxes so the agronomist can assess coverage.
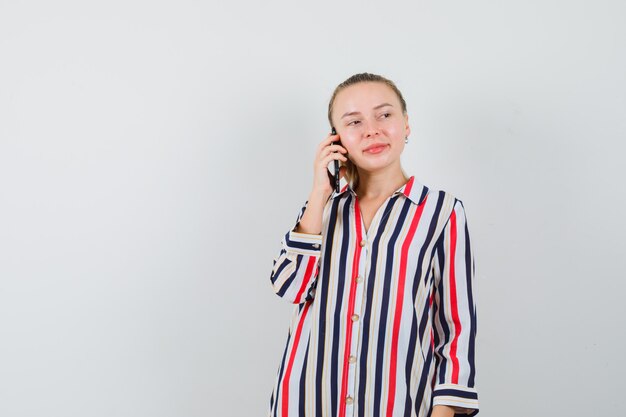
[331,127,340,193]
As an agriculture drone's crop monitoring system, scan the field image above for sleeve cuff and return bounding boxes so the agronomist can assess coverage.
[432,384,479,415]
[284,229,322,256]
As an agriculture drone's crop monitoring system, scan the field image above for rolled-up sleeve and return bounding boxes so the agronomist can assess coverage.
[269,201,322,304]
[431,199,479,415]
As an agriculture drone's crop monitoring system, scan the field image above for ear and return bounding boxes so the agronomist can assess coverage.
[404,113,411,138]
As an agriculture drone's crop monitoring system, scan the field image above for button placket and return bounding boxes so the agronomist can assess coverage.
[342,198,370,416]
[345,242,368,415]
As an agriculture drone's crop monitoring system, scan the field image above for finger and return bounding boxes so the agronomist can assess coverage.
[320,144,348,159]
[328,144,348,153]
[318,134,335,150]
[320,153,348,167]
[322,148,348,162]
[318,133,341,150]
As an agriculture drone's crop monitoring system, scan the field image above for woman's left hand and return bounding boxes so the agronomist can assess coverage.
[430,405,456,417]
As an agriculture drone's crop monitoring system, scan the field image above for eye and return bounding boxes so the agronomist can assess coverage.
[380,112,391,119]
[347,120,361,126]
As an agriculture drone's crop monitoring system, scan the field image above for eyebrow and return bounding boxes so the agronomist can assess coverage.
[340,103,394,119]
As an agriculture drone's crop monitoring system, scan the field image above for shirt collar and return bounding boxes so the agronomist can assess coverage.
[330,175,428,206]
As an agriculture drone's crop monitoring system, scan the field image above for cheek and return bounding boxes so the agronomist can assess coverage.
[387,122,403,135]
[339,136,358,153]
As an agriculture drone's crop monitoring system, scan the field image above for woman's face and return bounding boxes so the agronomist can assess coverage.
[331,81,410,174]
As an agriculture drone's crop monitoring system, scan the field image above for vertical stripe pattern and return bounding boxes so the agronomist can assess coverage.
[268,176,479,417]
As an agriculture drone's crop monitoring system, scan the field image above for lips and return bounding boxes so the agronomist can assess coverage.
[363,143,388,154]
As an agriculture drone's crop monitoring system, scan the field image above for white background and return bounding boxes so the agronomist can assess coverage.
[1,1,625,416]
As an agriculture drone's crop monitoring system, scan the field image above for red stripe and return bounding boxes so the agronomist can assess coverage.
[385,194,427,417]
[294,256,317,303]
[448,210,462,383]
[403,176,415,198]
[281,302,311,417]
[338,197,363,417]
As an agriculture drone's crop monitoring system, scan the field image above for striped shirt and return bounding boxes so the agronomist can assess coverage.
[268,176,479,417]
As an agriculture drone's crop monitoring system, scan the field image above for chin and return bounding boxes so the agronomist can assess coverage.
[356,162,392,173]
[363,154,403,170]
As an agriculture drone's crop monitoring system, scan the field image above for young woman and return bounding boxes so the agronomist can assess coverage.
[268,73,479,417]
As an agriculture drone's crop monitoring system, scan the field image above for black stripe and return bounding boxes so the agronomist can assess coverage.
[330,195,352,417]
[415,344,434,416]
[315,196,340,417]
[461,200,477,387]
[276,254,302,298]
[285,233,320,251]
[418,185,429,206]
[433,388,478,400]
[295,201,308,223]
[433,235,450,384]
[271,256,291,285]
[404,309,418,416]
[416,192,446,342]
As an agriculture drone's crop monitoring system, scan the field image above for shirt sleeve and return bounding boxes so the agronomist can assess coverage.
[431,199,479,416]
[269,200,322,304]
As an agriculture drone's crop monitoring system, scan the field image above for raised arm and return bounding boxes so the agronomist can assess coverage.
[269,131,348,303]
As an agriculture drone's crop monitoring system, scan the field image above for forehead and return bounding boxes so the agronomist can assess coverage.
[333,82,399,111]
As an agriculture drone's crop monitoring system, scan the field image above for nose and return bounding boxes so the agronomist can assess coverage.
[364,120,380,138]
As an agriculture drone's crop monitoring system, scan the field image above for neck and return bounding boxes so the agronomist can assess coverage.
[354,166,409,200]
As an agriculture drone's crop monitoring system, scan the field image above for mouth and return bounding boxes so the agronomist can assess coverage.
[363,143,388,154]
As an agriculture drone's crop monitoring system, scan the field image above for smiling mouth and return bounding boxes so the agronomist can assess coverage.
[364,145,388,154]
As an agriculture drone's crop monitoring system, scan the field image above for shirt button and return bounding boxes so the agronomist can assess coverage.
[359,240,366,247]
[355,275,363,283]
[345,396,354,405]
[312,243,320,249]
[349,355,356,364]
[351,314,360,322]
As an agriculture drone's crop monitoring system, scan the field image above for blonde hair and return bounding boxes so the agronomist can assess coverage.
[327,73,408,193]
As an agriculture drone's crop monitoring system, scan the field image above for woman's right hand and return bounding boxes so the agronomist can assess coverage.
[312,132,348,198]
[293,134,349,235]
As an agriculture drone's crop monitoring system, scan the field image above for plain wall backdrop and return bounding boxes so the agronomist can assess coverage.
[1,1,625,416]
